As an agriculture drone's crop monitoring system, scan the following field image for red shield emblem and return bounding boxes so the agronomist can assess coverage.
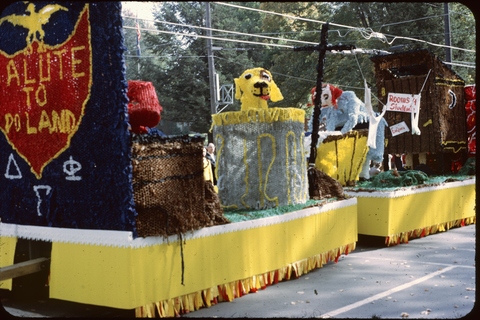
[0,5,92,179]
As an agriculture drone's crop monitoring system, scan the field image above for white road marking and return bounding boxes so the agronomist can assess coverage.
[347,254,475,268]
[319,266,456,318]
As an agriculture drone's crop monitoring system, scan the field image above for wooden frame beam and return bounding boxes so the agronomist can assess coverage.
[0,257,50,281]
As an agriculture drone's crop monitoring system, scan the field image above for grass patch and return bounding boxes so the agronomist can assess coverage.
[223,198,345,223]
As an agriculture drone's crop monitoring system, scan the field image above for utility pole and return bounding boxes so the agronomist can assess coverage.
[205,2,216,143]
[444,2,452,63]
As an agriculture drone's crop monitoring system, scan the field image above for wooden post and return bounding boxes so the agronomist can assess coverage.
[309,23,329,165]
[293,23,355,166]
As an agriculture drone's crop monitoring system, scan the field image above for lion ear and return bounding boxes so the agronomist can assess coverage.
[330,85,343,107]
[234,78,242,100]
[269,81,284,102]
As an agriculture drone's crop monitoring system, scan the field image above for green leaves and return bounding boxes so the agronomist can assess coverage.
[122,2,475,134]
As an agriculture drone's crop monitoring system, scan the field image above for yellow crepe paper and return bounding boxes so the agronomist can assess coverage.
[135,243,356,317]
[48,200,357,314]
[0,236,17,290]
[347,179,476,246]
[385,217,476,246]
[211,108,305,128]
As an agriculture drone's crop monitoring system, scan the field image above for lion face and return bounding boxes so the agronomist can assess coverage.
[234,68,283,110]
[310,84,343,108]
[320,85,333,107]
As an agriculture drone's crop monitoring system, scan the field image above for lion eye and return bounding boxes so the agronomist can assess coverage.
[244,73,252,80]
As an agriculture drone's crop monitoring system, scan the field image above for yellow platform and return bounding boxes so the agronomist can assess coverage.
[0,198,357,317]
[345,178,476,246]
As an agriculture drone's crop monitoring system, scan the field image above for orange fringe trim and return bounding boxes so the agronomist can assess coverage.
[385,216,476,247]
[135,242,356,317]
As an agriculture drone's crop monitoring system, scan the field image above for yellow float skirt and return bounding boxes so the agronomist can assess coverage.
[345,178,476,246]
[0,198,357,317]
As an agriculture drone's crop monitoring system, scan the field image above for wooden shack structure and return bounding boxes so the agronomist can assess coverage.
[370,49,467,173]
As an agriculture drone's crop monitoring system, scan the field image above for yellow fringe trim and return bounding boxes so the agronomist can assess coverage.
[211,108,305,127]
[385,216,476,246]
[135,242,356,317]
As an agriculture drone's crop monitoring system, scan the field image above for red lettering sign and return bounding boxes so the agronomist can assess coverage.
[0,5,92,179]
[390,121,409,136]
[386,93,418,113]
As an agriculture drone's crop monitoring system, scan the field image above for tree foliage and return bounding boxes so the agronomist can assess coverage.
[122,2,476,135]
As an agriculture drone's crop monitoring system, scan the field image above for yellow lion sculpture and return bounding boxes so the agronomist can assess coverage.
[234,68,284,111]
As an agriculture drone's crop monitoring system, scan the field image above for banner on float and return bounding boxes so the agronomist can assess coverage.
[390,121,409,137]
[386,93,420,113]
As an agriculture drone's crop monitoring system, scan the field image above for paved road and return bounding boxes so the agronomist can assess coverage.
[184,224,476,319]
[1,224,476,318]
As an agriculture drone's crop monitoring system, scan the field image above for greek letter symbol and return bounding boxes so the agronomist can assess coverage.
[33,185,52,216]
[63,156,82,181]
[5,153,22,179]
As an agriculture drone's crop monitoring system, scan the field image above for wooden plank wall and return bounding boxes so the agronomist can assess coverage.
[373,51,467,156]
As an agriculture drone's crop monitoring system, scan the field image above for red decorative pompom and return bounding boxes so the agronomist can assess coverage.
[127,80,163,133]
[465,85,476,101]
[468,134,476,154]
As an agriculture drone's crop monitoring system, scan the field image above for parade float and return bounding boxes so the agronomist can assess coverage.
[341,50,476,246]
[0,2,357,317]
[309,50,476,245]
[344,170,475,246]
[0,1,475,317]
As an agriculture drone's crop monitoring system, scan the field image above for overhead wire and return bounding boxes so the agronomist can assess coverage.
[124,26,474,69]
[123,15,319,46]
[212,2,475,54]
[212,55,317,84]
[382,33,475,52]
[124,55,207,59]
[125,23,463,61]
[123,22,389,55]
[123,6,475,53]
[212,2,353,30]
[443,61,476,69]
[123,25,295,49]
[122,3,475,68]
[376,13,449,31]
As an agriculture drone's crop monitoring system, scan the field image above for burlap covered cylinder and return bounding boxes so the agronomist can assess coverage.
[131,134,206,237]
[212,108,308,209]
